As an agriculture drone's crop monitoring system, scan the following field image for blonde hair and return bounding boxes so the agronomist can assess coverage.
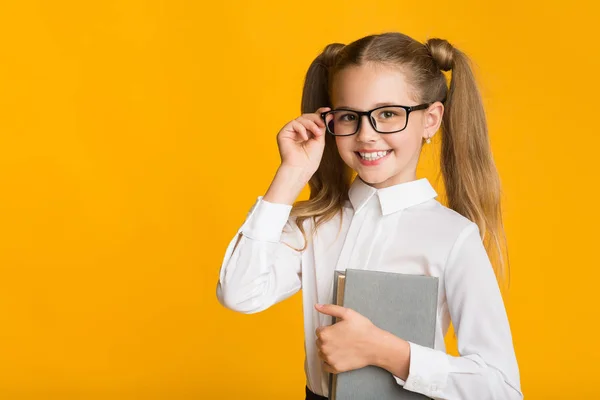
[293,32,509,286]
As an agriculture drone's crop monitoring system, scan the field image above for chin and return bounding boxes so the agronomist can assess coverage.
[357,172,391,186]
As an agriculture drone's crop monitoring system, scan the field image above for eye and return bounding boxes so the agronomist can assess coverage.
[379,110,398,119]
[338,113,357,122]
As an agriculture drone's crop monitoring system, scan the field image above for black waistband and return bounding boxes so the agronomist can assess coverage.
[305,386,328,400]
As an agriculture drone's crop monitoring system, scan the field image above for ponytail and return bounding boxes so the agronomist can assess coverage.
[300,43,344,114]
[426,38,510,286]
[292,43,353,250]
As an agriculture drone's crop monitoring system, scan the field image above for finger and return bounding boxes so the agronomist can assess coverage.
[315,303,349,319]
[297,116,324,137]
[322,361,337,374]
[317,348,325,360]
[301,112,326,128]
[290,120,309,142]
[315,326,326,338]
[315,106,332,114]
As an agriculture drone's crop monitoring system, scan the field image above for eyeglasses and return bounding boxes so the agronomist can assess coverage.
[320,103,434,136]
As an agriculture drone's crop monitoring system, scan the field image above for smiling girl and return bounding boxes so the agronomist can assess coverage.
[217,32,522,400]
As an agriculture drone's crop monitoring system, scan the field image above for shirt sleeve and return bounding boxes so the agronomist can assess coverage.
[395,223,523,399]
[216,196,304,314]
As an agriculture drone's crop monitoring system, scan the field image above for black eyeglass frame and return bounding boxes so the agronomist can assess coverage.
[320,101,441,136]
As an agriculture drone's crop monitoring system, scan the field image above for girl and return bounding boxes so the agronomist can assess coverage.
[217,32,522,400]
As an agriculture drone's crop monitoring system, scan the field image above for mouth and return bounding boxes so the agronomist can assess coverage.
[355,150,392,163]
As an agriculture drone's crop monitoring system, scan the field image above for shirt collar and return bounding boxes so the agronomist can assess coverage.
[348,176,438,215]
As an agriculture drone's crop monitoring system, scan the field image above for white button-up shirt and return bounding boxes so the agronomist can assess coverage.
[217,177,523,399]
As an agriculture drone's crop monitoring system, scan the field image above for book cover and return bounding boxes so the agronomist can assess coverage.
[328,269,438,400]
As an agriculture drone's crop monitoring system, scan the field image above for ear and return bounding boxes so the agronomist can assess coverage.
[422,101,444,140]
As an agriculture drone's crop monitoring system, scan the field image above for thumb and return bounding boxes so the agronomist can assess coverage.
[315,303,350,319]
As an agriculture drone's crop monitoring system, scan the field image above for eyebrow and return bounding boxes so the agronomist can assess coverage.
[335,101,400,110]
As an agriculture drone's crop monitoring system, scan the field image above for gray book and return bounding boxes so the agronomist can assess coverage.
[328,269,438,400]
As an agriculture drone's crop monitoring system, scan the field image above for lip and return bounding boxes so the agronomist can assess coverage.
[355,150,392,166]
[356,149,392,153]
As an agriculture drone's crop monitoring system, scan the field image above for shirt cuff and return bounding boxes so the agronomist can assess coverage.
[401,342,450,397]
[240,196,293,242]
[393,375,406,386]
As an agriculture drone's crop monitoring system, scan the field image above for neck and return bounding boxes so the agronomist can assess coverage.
[360,171,418,189]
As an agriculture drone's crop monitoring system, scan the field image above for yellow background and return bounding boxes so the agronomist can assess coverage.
[1,0,598,398]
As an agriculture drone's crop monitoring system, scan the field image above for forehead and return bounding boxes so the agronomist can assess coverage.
[330,63,417,109]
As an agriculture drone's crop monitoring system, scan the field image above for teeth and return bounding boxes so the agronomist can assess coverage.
[358,150,390,161]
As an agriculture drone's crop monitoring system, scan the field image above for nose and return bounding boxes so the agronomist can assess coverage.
[356,115,379,143]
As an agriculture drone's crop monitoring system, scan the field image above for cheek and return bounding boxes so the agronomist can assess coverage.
[335,137,355,160]
[386,130,422,156]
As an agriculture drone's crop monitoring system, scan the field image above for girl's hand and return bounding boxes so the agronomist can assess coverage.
[314,303,379,374]
[276,107,331,175]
